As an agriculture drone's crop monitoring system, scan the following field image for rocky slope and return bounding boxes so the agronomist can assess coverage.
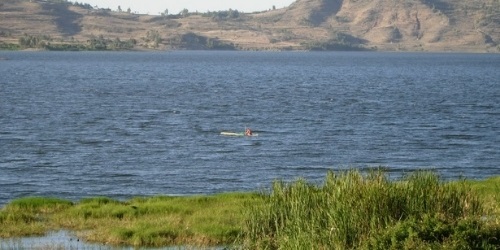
[0,0,498,52]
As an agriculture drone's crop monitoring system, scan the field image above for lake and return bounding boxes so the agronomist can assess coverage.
[0,51,499,206]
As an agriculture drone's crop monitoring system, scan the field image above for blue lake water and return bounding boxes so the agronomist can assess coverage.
[0,51,499,206]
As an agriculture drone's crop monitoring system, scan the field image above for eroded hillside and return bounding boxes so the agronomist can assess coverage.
[0,0,498,51]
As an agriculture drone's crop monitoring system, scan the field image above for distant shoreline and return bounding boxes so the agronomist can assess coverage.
[1,0,499,53]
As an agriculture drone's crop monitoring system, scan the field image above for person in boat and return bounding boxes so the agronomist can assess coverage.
[245,128,253,136]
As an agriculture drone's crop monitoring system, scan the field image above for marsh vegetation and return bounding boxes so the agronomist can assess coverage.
[1,170,499,249]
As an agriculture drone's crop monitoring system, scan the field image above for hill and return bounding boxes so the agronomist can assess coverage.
[0,0,498,52]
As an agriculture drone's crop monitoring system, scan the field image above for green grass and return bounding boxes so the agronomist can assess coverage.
[0,170,499,249]
[0,193,258,247]
[56,193,258,247]
[243,170,500,249]
[0,197,73,237]
[468,176,500,217]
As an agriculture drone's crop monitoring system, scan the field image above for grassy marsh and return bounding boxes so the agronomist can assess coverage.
[1,193,258,247]
[1,170,499,249]
[245,170,500,249]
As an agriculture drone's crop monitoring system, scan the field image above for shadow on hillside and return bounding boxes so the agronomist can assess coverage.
[42,3,82,36]
[309,0,343,26]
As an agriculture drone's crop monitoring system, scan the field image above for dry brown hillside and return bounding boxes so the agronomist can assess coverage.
[0,0,498,52]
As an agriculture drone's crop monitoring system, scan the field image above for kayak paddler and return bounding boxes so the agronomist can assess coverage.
[245,128,253,136]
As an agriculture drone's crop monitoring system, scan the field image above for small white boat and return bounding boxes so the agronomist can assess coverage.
[220,131,258,137]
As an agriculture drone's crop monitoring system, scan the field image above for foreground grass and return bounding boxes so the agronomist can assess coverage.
[1,170,499,249]
[245,171,500,249]
[0,193,258,247]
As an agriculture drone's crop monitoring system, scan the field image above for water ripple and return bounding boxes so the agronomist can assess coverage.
[0,51,498,206]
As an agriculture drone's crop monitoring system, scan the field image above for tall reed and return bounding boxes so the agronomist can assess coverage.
[243,169,487,249]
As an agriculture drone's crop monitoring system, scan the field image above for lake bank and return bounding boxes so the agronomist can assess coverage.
[1,170,499,249]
